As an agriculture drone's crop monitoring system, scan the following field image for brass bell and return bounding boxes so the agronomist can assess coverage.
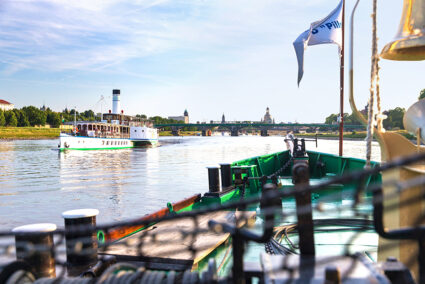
[380,0,425,60]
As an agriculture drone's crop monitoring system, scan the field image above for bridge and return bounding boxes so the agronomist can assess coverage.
[153,123,365,136]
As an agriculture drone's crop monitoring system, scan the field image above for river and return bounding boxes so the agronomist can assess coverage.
[0,136,381,230]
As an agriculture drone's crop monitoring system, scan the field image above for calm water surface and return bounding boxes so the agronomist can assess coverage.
[0,136,381,229]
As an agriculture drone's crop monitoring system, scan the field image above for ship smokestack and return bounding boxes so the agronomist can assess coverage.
[112,89,121,114]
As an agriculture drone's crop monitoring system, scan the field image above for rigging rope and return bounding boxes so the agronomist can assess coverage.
[366,0,384,167]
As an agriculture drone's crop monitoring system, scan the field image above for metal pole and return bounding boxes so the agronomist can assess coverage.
[339,0,345,157]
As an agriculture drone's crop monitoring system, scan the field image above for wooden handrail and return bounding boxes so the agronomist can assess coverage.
[98,194,201,243]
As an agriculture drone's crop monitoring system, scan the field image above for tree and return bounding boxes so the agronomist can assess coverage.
[82,110,95,120]
[13,109,29,127]
[0,110,5,126]
[325,113,338,124]
[136,114,147,119]
[22,106,47,126]
[419,89,425,100]
[383,107,405,129]
[17,110,30,127]
[5,111,17,127]
[47,112,61,128]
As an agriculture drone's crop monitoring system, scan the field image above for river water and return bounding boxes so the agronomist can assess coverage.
[0,136,381,230]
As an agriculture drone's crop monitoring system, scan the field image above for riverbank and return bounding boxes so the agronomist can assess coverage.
[0,127,200,139]
[0,127,415,141]
[0,127,60,139]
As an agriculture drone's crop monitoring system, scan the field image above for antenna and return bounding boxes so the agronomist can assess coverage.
[95,95,107,121]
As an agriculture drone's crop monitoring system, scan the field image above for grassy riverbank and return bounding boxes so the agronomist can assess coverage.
[0,127,60,139]
[0,127,415,141]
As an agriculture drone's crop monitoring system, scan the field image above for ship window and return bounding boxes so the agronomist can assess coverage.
[142,130,144,132]
[134,130,137,132]
[102,141,105,145]
[106,141,109,145]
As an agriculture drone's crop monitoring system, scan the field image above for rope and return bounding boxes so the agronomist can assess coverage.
[366,0,381,167]
[266,218,373,256]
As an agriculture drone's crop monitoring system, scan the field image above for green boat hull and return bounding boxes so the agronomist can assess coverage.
[105,150,381,274]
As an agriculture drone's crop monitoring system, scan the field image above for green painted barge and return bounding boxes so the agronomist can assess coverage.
[100,148,381,275]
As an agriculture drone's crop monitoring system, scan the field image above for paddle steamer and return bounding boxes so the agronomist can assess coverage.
[58,90,158,151]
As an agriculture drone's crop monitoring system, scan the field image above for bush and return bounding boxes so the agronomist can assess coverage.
[0,110,5,126]
[5,111,17,127]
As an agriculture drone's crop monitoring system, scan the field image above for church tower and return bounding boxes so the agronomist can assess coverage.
[263,107,273,124]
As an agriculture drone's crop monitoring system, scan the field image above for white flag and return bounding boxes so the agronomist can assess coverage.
[293,0,343,86]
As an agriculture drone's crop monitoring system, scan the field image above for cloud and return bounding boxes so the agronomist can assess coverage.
[0,0,318,75]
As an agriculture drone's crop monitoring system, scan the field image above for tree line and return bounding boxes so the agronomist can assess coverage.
[325,89,425,130]
[0,106,103,128]
[325,107,406,130]
[0,106,193,129]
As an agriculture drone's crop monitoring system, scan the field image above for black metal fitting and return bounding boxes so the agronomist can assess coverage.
[233,166,249,187]
[12,223,57,279]
[292,161,315,256]
[81,255,117,278]
[381,257,415,284]
[220,163,232,189]
[62,209,99,277]
[207,167,220,193]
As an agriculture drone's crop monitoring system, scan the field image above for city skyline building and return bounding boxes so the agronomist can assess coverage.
[168,109,189,124]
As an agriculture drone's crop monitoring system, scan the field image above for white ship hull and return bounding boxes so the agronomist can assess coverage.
[59,133,158,151]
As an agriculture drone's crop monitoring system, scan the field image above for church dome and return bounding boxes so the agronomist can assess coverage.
[263,107,273,124]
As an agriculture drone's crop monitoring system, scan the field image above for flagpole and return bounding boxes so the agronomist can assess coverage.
[339,0,345,157]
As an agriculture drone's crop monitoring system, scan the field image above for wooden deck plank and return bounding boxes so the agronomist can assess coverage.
[104,210,256,265]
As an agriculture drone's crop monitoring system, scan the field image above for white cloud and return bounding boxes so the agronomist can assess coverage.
[0,0,305,74]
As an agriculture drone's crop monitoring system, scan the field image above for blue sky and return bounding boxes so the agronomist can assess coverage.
[0,0,423,123]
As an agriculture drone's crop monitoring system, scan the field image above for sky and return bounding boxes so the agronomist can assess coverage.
[0,0,423,123]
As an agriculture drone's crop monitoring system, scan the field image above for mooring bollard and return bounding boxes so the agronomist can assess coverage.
[62,209,99,276]
[293,161,315,256]
[12,223,57,278]
[220,163,232,190]
[207,166,220,193]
